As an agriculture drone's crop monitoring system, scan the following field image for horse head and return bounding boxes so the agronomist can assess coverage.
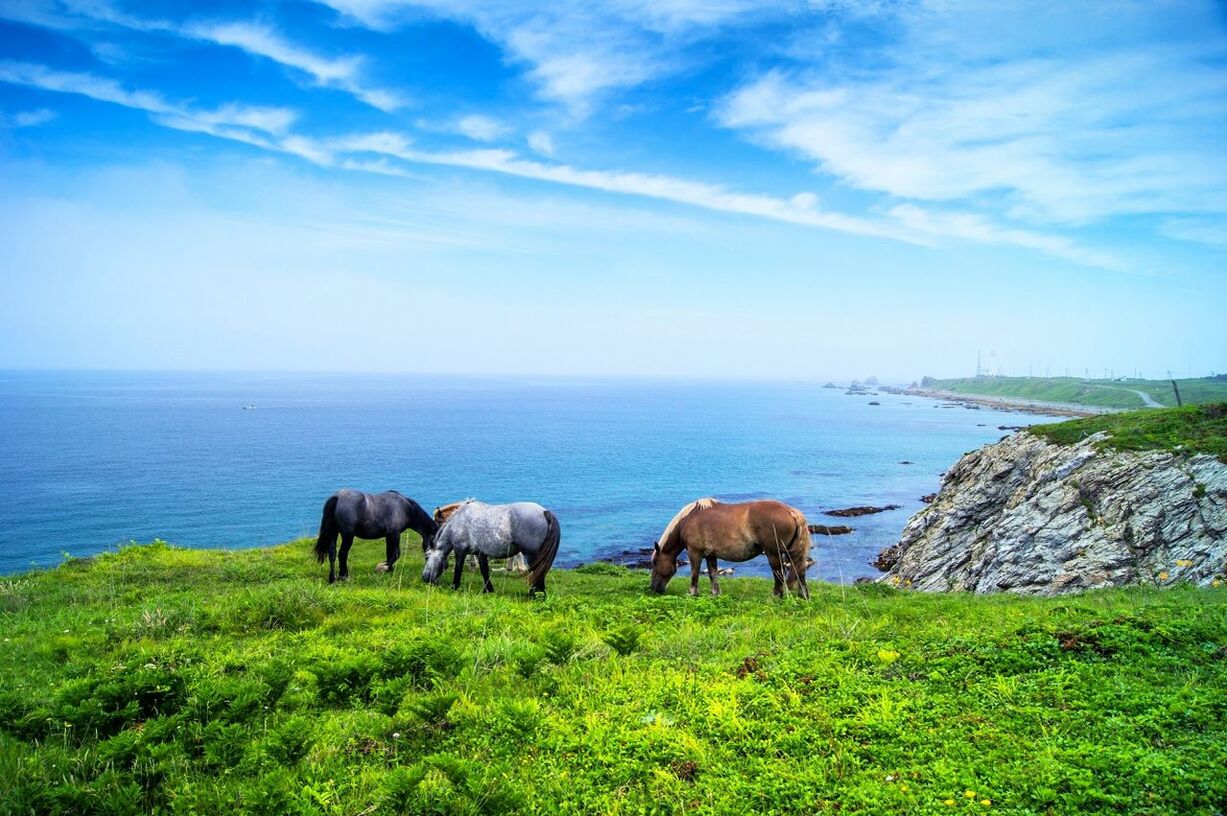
[420,532,450,585]
[648,541,677,594]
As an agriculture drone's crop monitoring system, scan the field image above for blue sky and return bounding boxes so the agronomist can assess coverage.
[1,0,1225,380]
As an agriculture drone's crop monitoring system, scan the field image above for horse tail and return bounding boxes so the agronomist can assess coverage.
[526,510,561,589]
[314,494,339,563]
[790,508,812,557]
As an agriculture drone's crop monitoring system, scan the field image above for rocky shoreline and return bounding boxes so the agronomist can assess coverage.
[874,429,1227,595]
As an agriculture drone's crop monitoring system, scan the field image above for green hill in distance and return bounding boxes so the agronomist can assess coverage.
[918,375,1227,411]
[2,541,1225,814]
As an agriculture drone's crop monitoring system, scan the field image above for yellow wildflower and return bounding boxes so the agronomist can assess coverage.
[1176,559,1193,567]
[965,790,976,799]
[1158,572,1169,581]
[944,800,956,807]
[1213,579,1222,588]
[900,784,909,793]
[981,799,992,807]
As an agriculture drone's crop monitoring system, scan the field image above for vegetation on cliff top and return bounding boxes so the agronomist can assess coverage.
[2,541,1226,814]
[1028,402,1227,461]
[922,375,1227,411]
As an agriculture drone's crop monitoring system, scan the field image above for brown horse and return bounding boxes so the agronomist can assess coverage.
[649,498,812,598]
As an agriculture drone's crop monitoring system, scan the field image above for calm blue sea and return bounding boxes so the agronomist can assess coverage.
[0,371,1055,581]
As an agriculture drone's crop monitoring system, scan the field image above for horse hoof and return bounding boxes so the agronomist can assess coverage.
[375,562,390,573]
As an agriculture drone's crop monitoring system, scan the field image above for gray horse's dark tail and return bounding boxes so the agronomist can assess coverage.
[314,494,339,563]
[526,510,561,590]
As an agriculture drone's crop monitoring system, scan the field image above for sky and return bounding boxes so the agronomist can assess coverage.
[0,0,1225,381]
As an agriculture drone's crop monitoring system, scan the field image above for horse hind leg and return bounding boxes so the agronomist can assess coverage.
[789,551,811,600]
[705,555,721,596]
[328,540,337,584]
[766,552,786,597]
[477,554,494,593]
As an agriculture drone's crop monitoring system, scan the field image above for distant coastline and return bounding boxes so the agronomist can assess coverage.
[882,385,1106,417]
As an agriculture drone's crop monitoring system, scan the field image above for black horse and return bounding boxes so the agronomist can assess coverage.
[313,489,438,583]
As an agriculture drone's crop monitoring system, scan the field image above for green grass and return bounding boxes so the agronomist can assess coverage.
[1028,403,1227,461]
[2,541,1226,815]
[922,376,1227,410]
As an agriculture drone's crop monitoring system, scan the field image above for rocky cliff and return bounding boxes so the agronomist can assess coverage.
[875,430,1227,595]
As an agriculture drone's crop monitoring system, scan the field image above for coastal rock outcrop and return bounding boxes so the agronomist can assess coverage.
[876,431,1227,595]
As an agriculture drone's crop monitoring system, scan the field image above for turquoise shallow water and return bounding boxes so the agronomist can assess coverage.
[0,372,1055,580]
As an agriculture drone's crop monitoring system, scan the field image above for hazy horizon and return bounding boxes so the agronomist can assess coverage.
[2,1,1225,380]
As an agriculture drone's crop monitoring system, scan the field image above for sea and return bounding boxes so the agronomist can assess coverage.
[0,371,1058,580]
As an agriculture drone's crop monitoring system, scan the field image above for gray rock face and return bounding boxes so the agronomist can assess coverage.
[876,431,1227,595]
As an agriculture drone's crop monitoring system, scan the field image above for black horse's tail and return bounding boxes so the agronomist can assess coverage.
[314,494,339,563]
[526,510,561,590]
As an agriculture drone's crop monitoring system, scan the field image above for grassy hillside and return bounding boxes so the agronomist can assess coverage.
[1029,402,1227,461]
[921,376,1227,410]
[2,542,1226,815]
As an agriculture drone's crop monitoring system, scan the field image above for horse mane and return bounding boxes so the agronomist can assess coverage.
[656,497,720,550]
[433,498,476,526]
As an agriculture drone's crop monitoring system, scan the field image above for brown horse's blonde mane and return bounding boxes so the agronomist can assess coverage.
[433,499,474,525]
[656,497,720,551]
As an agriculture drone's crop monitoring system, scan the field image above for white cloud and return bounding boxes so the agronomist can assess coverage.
[2,108,57,127]
[454,114,509,142]
[1160,217,1227,249]
[0,58,1117,265]
[717,4,1227,231]
[0,1,405,112]
[0,61,297,138]
[184,21,405,112]
[527,130,554,156]
[886,204,1121,270]
[312,0,801,113]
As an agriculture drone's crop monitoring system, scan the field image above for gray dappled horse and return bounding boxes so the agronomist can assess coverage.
[422,500,561,596]
[313,489,438,583]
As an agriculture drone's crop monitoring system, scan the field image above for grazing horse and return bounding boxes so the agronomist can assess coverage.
[313,489,438,583]
[423,500,561,596]
[649,498,811,598]
[434,500,528,575]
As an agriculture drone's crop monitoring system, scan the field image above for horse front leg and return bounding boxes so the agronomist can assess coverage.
[380,533,400,573]
[706,555,721,596]
[476,554,494,593]
[688,549,702,597]
[451,547,466,590]
[338,534,354,581]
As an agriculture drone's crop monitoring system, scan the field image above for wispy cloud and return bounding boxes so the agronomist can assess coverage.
[0,1,404,111]
[1160,217,1227,249]
[2,58,1124,265]
[717,3,1227,235]
[183,21,405,112]
[0,61,296,135]
[454,114,509,142]
[416,113,512,142]
[527,130,554,156]
[1,107,57,127]
[313,0,797,114]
